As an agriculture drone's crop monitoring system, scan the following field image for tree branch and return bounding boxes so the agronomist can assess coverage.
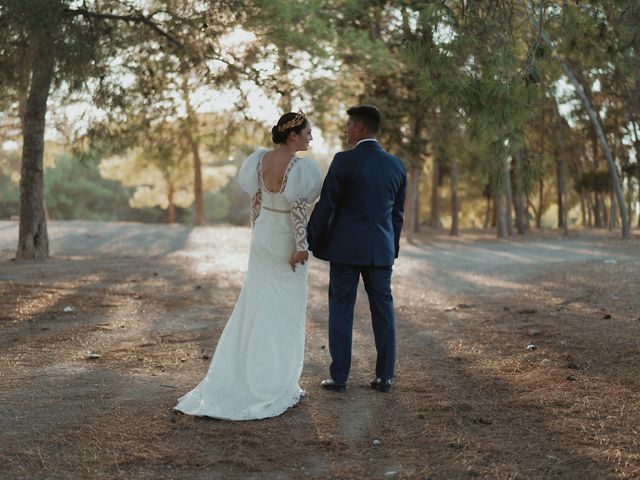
[63,7,183,49]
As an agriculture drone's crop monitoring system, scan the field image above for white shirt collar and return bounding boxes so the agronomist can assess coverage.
[355,138,378,147]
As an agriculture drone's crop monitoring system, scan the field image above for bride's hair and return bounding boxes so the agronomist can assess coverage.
[272,112,308,144]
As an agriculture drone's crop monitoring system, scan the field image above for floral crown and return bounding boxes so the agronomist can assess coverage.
[277,111,306,132]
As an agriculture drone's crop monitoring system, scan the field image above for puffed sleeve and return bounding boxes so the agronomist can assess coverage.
[283,156,322,204]
[237,148,268,195]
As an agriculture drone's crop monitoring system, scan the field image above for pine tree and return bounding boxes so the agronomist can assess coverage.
[0,0,240,258]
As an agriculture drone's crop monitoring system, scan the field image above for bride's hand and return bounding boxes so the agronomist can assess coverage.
[289,251,309,272]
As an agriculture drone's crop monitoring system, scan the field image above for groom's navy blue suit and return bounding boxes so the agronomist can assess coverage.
[308,140,406,384]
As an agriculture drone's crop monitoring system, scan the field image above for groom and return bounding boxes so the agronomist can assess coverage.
[308,105,407,393]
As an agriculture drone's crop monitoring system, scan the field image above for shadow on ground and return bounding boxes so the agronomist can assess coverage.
[1,222,639,479]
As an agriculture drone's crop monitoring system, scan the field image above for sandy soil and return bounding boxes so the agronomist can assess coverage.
[1,220,639,480]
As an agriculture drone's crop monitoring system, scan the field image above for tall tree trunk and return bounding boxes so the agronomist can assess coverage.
[503,157,513,236]
[637,179,640,228]
[16,33,55,260]
[483,193,491,229]
[593,194,601,227]
[587,193,595,227]
[404,166,420,242]
[450,156,459,236]
[579,192,587,227]
[635,142,640,228]
[410,115,425,234]
[555,142,567,234]
[428,157,441,228]
[524,6,630,238]
[631,121,640,228]
[623,168,633,231]
[513,150,526,234]
[638,187,640,228]
[536,178,543,228]
[167,183,176,224]
[627,177,633,231]
[180,71,204,226]
[496,192,507,238]
[594,193,606,228]
[527,195,538,224]
[492,193,498,227]
[414,181,421,232]
[570,155,587,228]
[609,191,617,230]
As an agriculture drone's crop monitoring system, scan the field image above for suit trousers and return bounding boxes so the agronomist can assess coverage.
[328,262,396,384]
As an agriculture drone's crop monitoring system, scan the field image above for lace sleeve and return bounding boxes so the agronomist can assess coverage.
[251,189,262,227]
[291,198,308,251]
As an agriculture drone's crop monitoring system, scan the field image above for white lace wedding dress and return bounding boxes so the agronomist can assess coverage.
[174,148,322,420]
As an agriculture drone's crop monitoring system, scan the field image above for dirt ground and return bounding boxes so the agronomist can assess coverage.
[1,220,640,480]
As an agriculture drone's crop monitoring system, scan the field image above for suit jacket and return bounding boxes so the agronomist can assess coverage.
[308,140,407,266]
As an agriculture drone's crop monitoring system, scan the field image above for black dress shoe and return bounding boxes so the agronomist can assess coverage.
[370,378,392,392]
[378,379,392,393]
[321,378,346,392]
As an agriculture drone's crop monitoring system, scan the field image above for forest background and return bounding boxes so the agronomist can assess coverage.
[1,0,639,260]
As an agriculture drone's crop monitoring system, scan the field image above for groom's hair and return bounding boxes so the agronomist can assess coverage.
[346,105,381,134]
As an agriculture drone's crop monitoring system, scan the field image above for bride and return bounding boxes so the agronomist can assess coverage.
[174,112,322,420]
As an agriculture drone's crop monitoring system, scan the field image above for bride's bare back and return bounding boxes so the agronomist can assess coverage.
[261,150,296,193]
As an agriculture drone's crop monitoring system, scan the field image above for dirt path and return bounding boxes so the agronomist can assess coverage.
[1,221,639,479]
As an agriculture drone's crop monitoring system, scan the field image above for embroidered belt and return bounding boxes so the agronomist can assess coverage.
[262,206,291,213]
